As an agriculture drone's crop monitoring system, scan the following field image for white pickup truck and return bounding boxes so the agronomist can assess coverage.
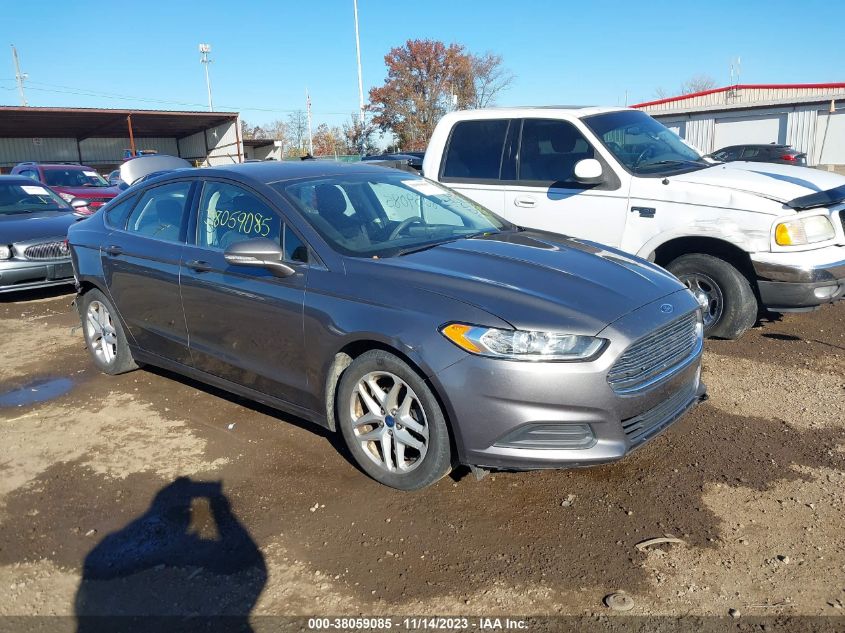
[423,107,845,338]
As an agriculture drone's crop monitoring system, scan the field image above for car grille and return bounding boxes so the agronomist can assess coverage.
[622,380,697,447]
[607,311,701,394]
[23,240,70,261]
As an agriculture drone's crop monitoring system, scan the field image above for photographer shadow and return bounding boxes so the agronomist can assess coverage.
[75,477,266,633]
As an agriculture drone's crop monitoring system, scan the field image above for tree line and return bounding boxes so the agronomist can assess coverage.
[242,38,513,157]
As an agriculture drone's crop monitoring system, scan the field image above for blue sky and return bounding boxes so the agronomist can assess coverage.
[2,0,842,133]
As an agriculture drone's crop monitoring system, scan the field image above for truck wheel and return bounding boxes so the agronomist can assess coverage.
[79,289,138,375]
[336,350,453,490]
[666,253,757,340]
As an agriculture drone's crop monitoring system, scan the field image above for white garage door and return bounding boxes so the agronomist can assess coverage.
[714,113,787,149]
[815,111,845,165]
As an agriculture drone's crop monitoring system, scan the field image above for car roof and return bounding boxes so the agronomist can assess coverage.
[0,174,40,184]
[718,144,789,150]
[160,160,408,185]
[15,162,94,170]
[441,105,630,121]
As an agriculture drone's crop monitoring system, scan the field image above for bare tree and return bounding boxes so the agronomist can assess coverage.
[679,74,717,95]
[469,52,514,108]
[286,110,308,156]
[342,114,378,155]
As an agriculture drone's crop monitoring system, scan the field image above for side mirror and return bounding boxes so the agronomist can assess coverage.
[223,238,296,278]
[574,158,603,184]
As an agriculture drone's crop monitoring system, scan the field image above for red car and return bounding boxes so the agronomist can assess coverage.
[10,162,121,216]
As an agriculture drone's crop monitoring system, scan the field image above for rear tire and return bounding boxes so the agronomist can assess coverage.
[667,253,757,340]
[79,289,138,375]
[336,350,453,490]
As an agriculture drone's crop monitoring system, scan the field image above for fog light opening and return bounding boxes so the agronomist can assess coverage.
[813,285,838,299]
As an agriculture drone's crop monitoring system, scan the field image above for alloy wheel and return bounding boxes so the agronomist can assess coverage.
[349,371,429,473]
[85,300,118,366]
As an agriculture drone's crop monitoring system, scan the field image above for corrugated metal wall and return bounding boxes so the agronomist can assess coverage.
[653,105,839,165]
[78,137,179,164]
[0,137,78,166]
[176,120,241,166]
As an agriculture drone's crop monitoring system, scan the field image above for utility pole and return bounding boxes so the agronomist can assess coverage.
[199,43,214,111]
[11,45,27,106]
[306,89,314,156]
[353,0,365,125]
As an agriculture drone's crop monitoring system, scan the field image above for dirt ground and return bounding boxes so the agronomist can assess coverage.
[0,287,843,629]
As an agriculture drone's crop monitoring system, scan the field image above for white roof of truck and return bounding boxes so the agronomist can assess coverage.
[443,106,629,120]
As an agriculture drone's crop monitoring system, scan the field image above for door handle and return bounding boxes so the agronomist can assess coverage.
[104,245,123,256]
[513,196,536,208]
[186,259,212,273]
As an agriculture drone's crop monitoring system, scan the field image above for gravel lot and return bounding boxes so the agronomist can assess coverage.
[0,287,843,628]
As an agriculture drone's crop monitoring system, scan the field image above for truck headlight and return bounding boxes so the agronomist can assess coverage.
[57,192,76,203]
[0,245,11,260]
[441,323,607,361]
[774,215,835,246]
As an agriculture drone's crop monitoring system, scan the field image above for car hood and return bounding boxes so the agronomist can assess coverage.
[0,211,79,244]
[51,185,120,198]
[670,161,845,205]
[371,230,687,335]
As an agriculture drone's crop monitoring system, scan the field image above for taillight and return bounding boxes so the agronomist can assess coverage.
[781,153,797,161]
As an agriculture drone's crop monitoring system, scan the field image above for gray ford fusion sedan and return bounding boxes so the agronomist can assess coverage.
[68,161,706,490]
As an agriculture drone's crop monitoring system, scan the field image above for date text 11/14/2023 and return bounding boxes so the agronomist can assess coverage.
[307,616,529,630]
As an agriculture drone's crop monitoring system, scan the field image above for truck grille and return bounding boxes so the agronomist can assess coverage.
[622,380,697,446]
[608,311,701,394]
[24,240,70,261]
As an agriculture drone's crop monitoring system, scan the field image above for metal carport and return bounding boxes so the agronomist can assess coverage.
[0,106,242,173]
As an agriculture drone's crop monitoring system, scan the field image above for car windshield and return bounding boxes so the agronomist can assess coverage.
[0,182,71,215]
[277,172,510,258]
[583,110,709,175]
[43,168,111,187]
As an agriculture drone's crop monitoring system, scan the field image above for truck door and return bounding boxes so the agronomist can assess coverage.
[504,118,630,247]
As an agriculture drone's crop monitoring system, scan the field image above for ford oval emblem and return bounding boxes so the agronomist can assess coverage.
[659,303,674,314]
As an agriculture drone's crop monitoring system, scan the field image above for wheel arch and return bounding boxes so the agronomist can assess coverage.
[322,339,463,462]
[649,236,759,291]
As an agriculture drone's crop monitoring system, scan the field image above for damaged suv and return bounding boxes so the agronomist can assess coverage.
[424,108,845,339]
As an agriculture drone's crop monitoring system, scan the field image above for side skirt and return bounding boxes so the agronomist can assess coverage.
[130,347,328,429]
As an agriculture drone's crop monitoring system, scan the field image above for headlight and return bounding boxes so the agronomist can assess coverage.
[774,215,835,246]
[0,245,11,260]
[441,323,606,361]
[58,192,75,203]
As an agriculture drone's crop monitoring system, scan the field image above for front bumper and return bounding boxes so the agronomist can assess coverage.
[431,291,705,471]
[0,260,75,293]
[751,246,845,311]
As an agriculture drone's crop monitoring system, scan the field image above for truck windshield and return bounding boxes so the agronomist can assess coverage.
[583,110,709,175]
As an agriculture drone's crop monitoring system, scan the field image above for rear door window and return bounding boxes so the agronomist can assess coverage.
[518,119,596,184]
[441,119,509,181]
[125,181,192,243]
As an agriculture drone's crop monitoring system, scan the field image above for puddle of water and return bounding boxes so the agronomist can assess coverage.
[0,377,75,408]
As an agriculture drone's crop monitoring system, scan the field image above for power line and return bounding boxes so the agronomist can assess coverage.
[0,78,355,117]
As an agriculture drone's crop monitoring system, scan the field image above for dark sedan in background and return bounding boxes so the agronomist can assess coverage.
[0,176,82,293]
[708,143,807,166]
[68,161,705,490]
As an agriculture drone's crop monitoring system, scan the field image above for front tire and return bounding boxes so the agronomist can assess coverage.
[666,253,757,340]
[79,289,138,375]
[336,350,453,490]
